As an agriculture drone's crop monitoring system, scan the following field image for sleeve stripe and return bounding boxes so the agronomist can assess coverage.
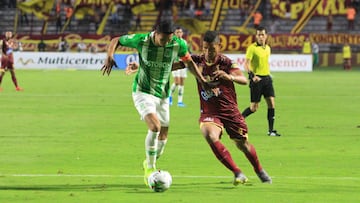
[180,53,192,61]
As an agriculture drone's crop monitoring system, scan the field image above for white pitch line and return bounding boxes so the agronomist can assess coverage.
[2,174,360,181]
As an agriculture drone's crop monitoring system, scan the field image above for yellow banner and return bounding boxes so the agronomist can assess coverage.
[17,0,55,20]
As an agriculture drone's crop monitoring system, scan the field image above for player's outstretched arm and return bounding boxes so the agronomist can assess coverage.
[101,37,120,76]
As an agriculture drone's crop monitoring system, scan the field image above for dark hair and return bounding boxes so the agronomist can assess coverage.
[256,26,267,33]
[203,31,220,43]
[155,20,174,34]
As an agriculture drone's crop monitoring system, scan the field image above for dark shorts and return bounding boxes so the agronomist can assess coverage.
[1,55,14,70]
[250,75,275,102]
[199,114,248,140]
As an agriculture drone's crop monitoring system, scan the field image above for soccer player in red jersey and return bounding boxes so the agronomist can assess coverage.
[0,31,23,92]
[178,31,272,185]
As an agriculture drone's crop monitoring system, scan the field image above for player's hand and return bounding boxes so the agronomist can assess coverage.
[101,56,118,76]
[252,75,262,83]
[125,61,139,75]
[213,70,232,81]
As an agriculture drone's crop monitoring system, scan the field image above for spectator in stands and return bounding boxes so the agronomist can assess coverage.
[302,37,312,54]
[65,5,73,30]
[77,40,87,52]
[204,0,211,18]
[346,5,356,30]
[252,11,263,29]
[89,43,98,53]
[111,4,120,24]
[14,41,23,52]
[285,0,291,19]
[269,21,279,34]
[19,0,29,25]
[343,42,352,70]
[187,0,195,17]
[8,0,16,8]
[326,12,333,32]
[58,37,69,52]
[55,0,62,33]
[38,38,46,52]
[312,40,319,67]
[135,14,142,31]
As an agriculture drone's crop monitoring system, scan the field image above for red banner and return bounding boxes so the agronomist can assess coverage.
[4,33,359,52]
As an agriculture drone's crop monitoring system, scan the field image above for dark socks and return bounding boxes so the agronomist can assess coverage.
[267,108,275,132]
[242,107,254,118]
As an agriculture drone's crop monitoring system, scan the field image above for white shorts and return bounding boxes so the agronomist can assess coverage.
[132,92,170,127]
[172,68,187,78]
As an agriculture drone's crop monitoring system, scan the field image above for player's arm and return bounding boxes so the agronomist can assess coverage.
[101,37,120,75]
[172,61,186,71]
[213,62,248,85]
[229,69,247,85]
[244,58,254,79]
[181,53,207,85]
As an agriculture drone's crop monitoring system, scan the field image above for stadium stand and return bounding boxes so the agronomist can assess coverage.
[1,0,359,54]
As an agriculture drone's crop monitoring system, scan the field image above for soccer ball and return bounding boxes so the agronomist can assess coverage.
[148,170,172,192]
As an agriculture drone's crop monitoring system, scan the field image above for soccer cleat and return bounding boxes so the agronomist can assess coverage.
[233,172,248,186]
[0,87,3,92]
[169,96,173,106]
[177,102,186,107]
[15,86,24,91]
[143,160,156,186]
[268,130,281,136]
[257,169,272,184]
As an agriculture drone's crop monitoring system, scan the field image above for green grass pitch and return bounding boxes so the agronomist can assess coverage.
[0,69,359,202]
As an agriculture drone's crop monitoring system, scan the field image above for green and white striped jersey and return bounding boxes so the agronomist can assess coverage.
[119,32,188,98]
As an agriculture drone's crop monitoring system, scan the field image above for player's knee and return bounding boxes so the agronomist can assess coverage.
[250,106,258,112]
[235,139,249,152]
[147,120,161,132]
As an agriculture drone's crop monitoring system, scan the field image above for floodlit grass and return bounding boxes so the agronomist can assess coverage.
[0,69,359,202]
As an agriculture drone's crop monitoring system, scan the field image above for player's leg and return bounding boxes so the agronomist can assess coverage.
[9,69,23,91]
[177,69,187,107]
[157,127,168,159]
[133,92,161,185]
[234,138,272,183]
[200,120,246,185]
[264,79,280,136]
[169,71,179,105]
[0,57,7,91]
[156,97,170,159]
[242,82,261,118]
[265,96,279,136]
[0,69,5,91]
[177,77,185,107]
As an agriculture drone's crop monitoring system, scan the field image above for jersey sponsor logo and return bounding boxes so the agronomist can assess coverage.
[200,89,222,101]
[144,60,170,68]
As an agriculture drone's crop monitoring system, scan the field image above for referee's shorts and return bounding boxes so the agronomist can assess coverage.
[250,75,275,102]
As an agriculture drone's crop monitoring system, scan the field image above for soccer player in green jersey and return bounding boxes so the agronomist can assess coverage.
[101,20,207,186]
[241,26,281,137]
[169,27,188,107]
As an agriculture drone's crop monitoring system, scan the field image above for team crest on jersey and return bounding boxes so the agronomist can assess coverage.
[164,49,172,58]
